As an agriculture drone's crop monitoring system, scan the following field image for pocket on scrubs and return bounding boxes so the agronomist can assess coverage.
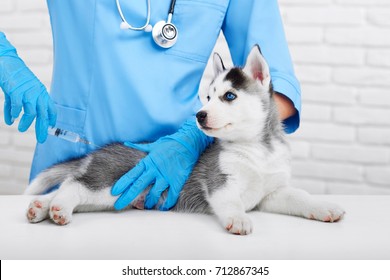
[53,103,86,136]
[165,0,228,63]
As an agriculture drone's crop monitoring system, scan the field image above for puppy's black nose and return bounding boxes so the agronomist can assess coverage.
[196,111,208,125]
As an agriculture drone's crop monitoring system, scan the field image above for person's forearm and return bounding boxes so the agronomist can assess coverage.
[274,92,296,120]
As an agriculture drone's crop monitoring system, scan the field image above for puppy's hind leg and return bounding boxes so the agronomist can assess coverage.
[27,191,57,223]
[48,178,84,225]
[259,187,345,222]
[48,179,118,225]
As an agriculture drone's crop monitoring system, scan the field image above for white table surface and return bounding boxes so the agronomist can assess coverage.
[0,195,389,260]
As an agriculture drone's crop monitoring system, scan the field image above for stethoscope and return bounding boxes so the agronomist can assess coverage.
[116,0,178,48]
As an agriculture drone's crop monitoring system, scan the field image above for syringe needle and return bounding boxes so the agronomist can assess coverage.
[78,138,91,145]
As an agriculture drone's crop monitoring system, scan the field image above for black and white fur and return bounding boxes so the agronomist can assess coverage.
[25,46,344,235]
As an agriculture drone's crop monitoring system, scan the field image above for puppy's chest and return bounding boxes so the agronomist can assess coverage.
[219,143,289,181]
[220,144,272,180]
[217,143,290,210]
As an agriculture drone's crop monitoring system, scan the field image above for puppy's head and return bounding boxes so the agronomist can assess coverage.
[196,45,274,141]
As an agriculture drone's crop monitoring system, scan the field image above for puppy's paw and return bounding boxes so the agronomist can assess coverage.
[223,214,253,235]
[49,205,72,225]
[307,202,345,223]
[27,199,50,223]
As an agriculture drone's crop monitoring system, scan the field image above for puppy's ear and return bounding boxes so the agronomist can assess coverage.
[213,53,226,77]
[243,45,271,87]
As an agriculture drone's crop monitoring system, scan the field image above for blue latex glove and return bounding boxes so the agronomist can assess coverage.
[0,32,56,143]
[111,118,213,211]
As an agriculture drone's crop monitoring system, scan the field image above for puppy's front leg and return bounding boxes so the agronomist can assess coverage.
[208,183,253,235]
[260,187,345,222]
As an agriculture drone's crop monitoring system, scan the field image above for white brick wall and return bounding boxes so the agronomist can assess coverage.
[279,0,390,195]
[1,0,389,195]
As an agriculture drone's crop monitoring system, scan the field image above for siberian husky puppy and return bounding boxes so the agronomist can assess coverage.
[25,45,344,235]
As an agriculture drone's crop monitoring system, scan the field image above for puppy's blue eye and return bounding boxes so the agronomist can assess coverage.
[223,92,237,101]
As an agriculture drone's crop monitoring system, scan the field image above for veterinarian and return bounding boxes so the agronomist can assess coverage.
[0,0,300,210]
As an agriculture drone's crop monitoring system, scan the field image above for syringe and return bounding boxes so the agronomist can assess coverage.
[47,127,92,145]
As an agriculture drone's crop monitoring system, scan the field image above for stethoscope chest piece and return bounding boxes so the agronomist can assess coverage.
[116,0,178,49]
[152,20,178,48]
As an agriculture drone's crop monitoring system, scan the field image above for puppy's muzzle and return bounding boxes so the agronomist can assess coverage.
[196,111,208,128]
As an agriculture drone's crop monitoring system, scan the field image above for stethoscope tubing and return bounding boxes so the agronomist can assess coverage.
[116,0,151,31]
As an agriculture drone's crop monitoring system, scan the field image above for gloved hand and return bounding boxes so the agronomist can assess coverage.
[0,31,56,143]
[111,118,213,211]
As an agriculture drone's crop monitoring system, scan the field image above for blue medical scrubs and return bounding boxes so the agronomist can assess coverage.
[30,0,301,180]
